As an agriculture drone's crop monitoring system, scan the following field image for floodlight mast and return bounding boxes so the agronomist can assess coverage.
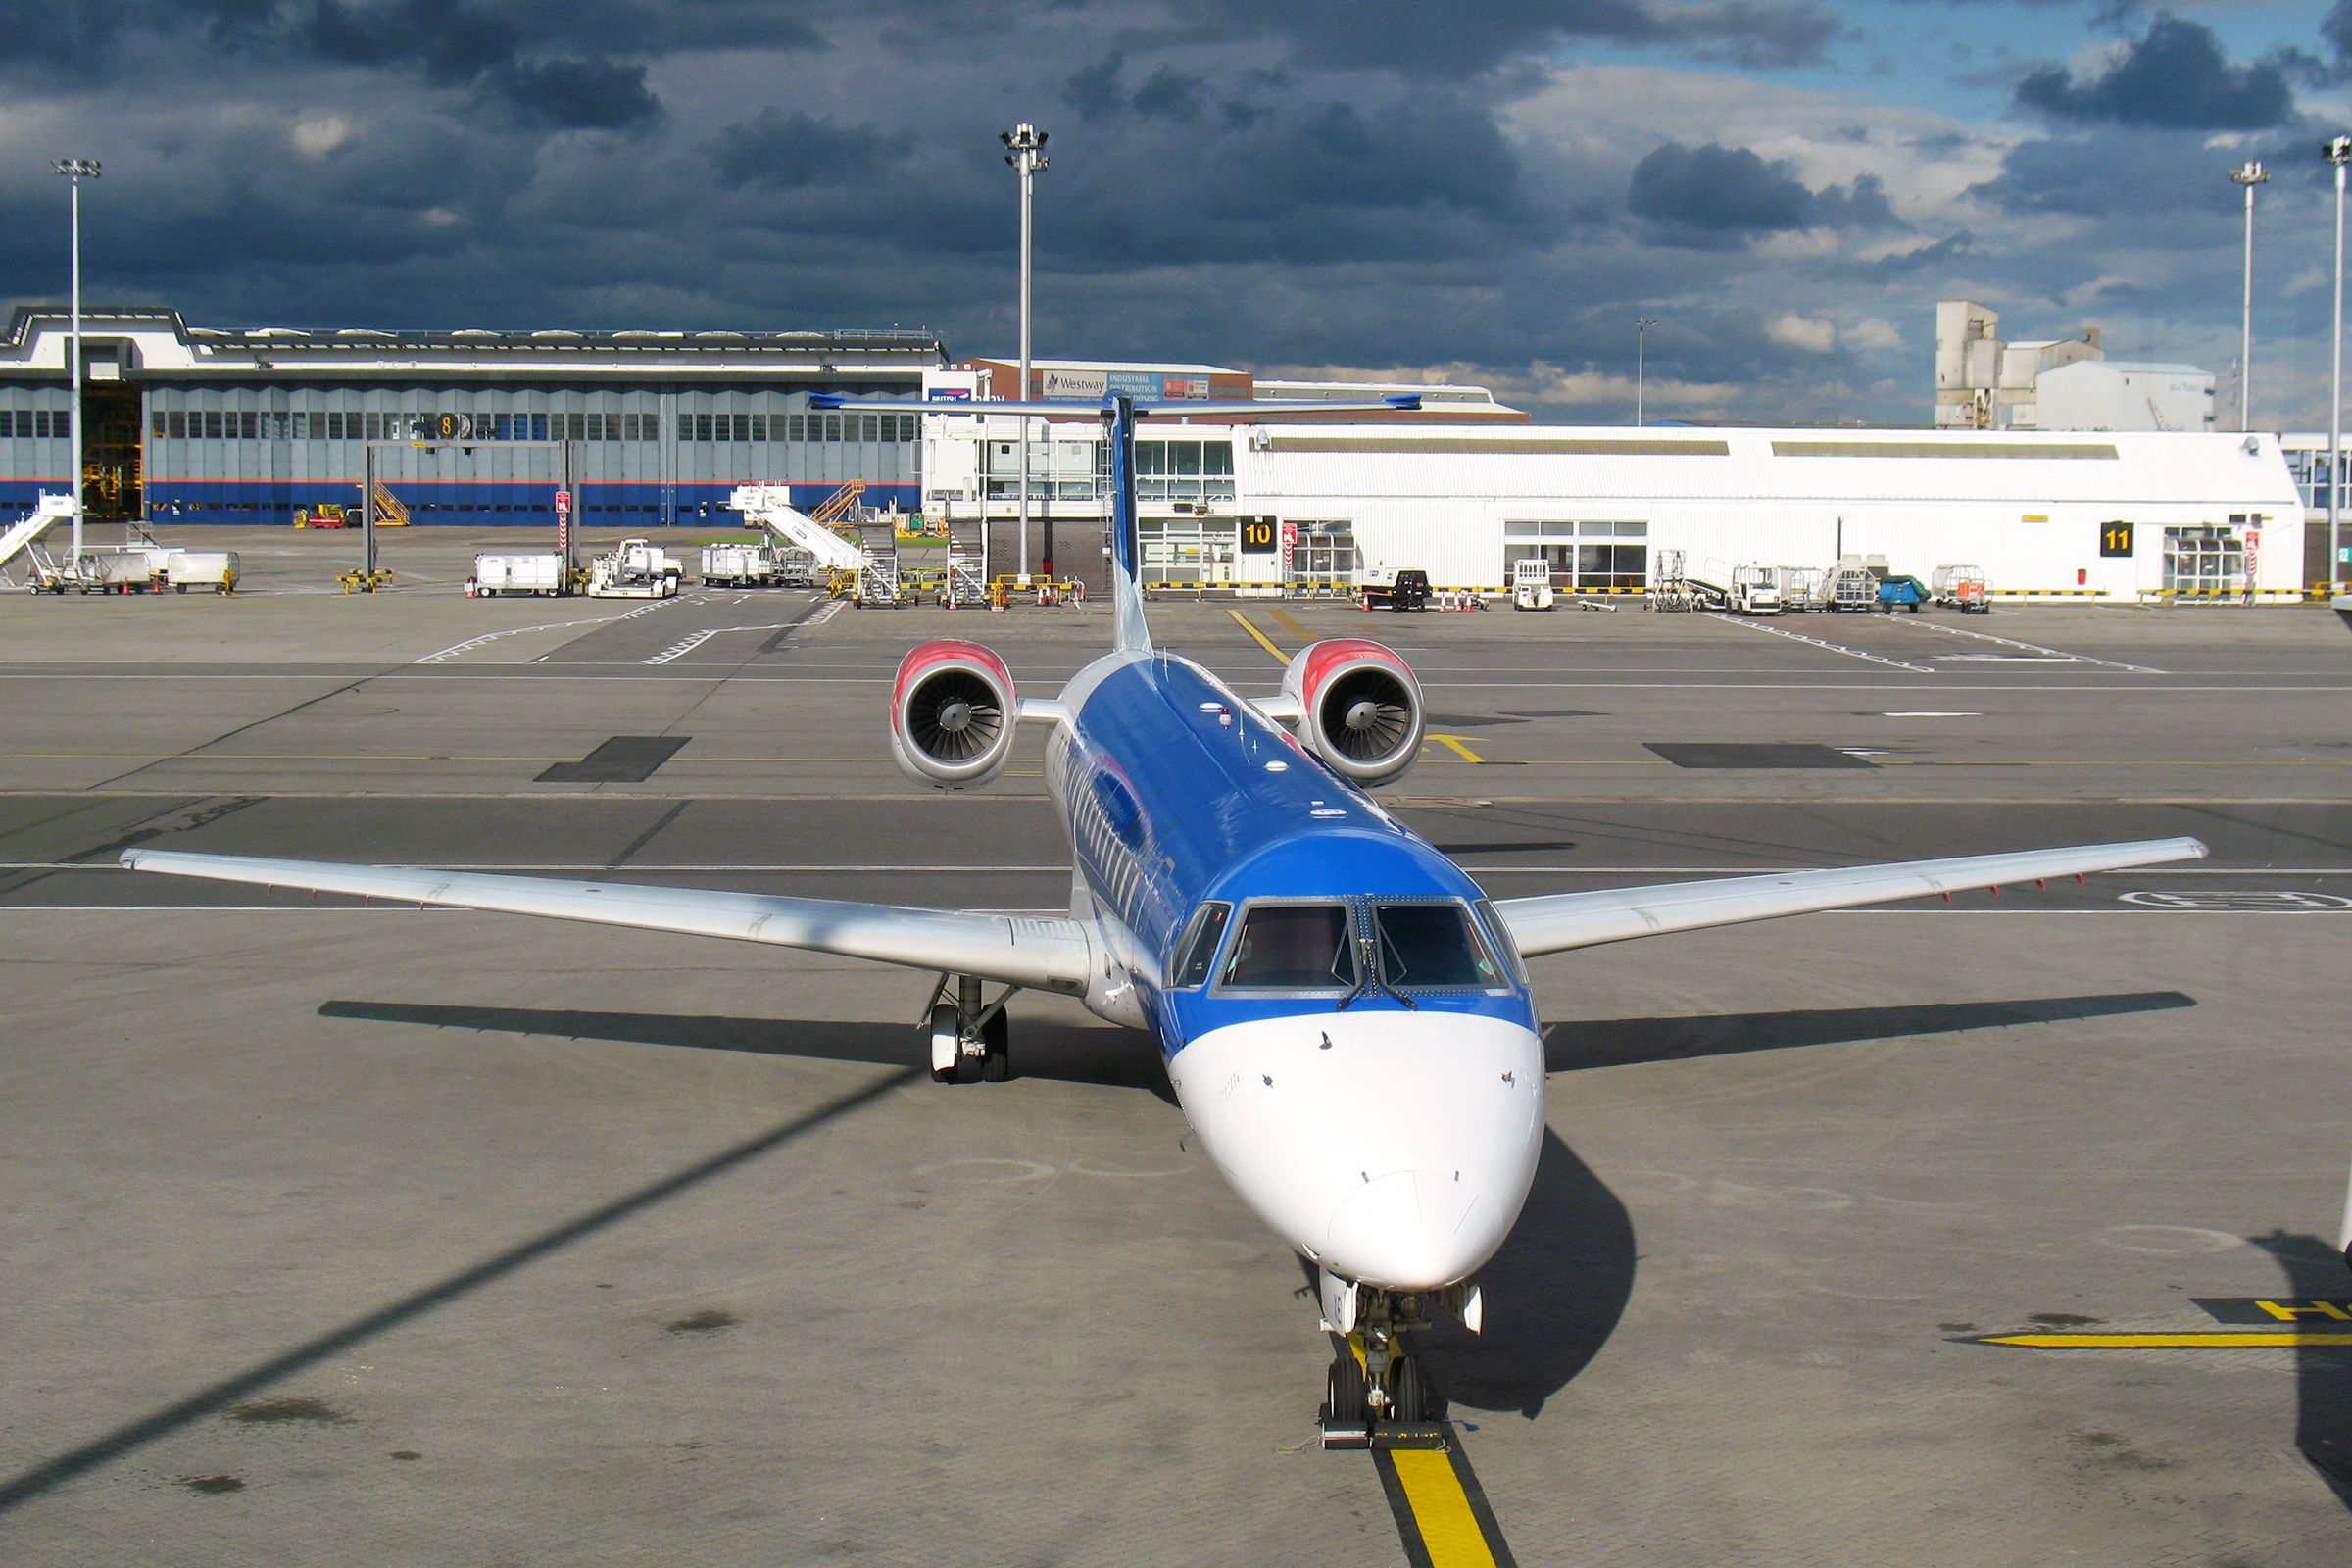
[1635,317,1658,427]
[51,158,99,568]
[2329,137,2352,593]
[1001,123,1049,575]
[2228,162,2267,433]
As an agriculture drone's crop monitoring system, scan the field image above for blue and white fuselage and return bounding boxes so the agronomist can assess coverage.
[1049,647,1544,1295]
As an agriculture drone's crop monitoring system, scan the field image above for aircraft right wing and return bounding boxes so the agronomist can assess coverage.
[1494,837,2207,958]
[120,850,1094,994]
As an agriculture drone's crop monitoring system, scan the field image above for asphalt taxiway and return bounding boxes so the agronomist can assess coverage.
[1,530,2347,1563]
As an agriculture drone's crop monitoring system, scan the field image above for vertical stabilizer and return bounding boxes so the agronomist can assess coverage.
[1106,396,1152,653]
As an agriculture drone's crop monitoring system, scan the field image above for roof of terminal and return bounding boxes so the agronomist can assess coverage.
[3,306,944,356]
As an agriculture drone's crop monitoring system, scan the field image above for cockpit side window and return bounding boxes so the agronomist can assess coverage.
[1472,898,1531,988]
[1171,902,1234,989]
[1375,902,1502,990]
[1221,903,1358,991]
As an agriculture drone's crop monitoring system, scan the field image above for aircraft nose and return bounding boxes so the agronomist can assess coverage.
[1325,1167,1494,1290]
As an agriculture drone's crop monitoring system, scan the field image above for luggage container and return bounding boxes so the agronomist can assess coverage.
[1932,564,1991,613]
[701,541,778,587]
[1778,564,1828,612]
[471,553,565,596]
[166,552,240,594]
[1827,564,1879,612]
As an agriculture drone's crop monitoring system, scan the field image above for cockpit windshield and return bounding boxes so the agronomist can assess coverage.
[1375,902,1503,990]
[1221,903,1358,991]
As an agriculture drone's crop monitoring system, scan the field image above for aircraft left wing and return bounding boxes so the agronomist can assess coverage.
[120,850,1094,994]
[1494,837,2206,958]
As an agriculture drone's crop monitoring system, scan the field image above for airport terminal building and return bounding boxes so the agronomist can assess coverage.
[0,303,2322,599]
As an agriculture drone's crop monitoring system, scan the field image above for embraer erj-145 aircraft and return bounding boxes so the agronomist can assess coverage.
[127,391,2207,1445]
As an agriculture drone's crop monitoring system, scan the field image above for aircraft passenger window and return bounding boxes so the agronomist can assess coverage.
[1223,905,1357,991]
[1375,904,1499,989]
[1172,903,1233,988]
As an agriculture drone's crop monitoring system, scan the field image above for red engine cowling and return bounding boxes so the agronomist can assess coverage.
[1280,638,1425,788]
[891,640,1019,788]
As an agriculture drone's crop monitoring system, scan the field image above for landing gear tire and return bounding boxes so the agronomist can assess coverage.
[928,1003,961,1084]
[1388,1354,1430,1423]
[980,1006,1011,1082]
[1326,1354,1368,1428]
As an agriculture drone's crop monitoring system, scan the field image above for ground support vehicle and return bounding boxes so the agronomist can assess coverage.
[1877,574,1929,612]
[701,541,779,588]
[294,504,353,528]
[1358,567,1431,612]
[1933,564,1991,613]
[1828,565,1879,612]
[1777,565,1828,612]
[471,554,566,597]
[167,552,239,594]
[1729,564,1784,614]
[1510,558,1556,611]
[586,540,682,599]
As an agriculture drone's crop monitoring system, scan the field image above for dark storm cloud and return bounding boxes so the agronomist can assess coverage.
[1628,142,1895,246]
[709,111,916,191]
[490,57,662,132]
[1679,1,1840,69]
[1970,131,2253,220]
[2015,15,2295,129]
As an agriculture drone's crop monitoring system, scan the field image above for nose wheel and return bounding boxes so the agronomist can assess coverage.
[1319,1285,1447,1448]
[927,975,1014,1084]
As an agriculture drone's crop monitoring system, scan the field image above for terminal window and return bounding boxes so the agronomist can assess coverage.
[1505,519,1647,590]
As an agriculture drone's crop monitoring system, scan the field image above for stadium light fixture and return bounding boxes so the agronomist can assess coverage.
[51,157,99,568]
[1001,123,1049,575]
[2328,138,2352,590]
[2228,162,2268,433]
[1635,317,1659,427]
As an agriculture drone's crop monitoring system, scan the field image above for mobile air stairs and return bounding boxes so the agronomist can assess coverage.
[728,483,866,595]
[944,515,989,607]
[0,494,81,591]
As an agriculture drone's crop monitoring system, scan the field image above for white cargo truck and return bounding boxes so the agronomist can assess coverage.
[166,552,240,594]
[470,554,565,596]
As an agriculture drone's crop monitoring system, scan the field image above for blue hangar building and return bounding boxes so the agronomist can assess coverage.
[0,305,943,527]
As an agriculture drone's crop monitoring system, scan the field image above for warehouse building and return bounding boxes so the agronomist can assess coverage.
[921,412,2311,601]
[0,305,942,527]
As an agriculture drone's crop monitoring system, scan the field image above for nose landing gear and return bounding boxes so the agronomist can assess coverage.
[1318,1282,1452,1449]
[926,974,1015,1083]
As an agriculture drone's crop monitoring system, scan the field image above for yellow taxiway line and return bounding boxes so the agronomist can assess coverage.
[1427,734,1486,763]
[1375,1443,1512,1567]
[1978,1331,2352,1348]
[1225,609,1288,662]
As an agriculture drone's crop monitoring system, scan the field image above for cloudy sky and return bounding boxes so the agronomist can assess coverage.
[7,1,2352,427]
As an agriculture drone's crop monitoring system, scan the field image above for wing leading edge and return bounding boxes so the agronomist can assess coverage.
[120,850,1094,994]
[1494,837,2207,958]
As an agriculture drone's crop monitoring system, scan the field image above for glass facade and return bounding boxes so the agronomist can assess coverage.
[1502,518,1648,589]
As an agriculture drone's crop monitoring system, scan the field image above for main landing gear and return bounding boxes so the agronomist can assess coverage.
[926,974,1015,1084]
[1319,1280,1461,1449]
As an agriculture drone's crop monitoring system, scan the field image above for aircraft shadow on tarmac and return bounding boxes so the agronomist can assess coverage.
[318,990,2196,1425]
[316,1001,1178,1102]
[2249,1229,2352,1509]
[1412,990,2200,1421]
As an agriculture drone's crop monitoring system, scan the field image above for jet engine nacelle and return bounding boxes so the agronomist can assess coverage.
[891,640,1019,788]
[1280,638,1425,788]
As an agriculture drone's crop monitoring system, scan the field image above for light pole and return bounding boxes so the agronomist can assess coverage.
[1001,123,1048,576]
[1635,317,1658,426]
[2228,161,2267,432]
[52,157,99,568]
[2329,138,2351,590]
